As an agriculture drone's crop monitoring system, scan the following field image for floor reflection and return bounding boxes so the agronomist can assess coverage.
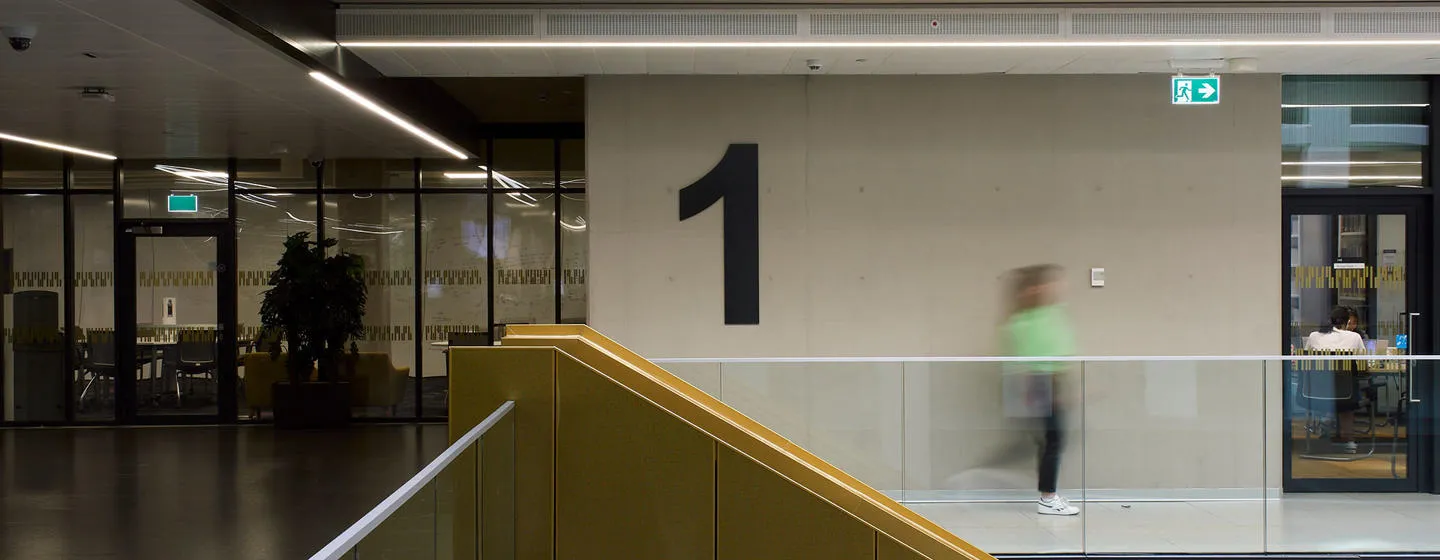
[909,493,1440,554]
[0,424,446,560]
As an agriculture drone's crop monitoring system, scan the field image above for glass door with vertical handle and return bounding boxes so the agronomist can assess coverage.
[1284,202,1423,492]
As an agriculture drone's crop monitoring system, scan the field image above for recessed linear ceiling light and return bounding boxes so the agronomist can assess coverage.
[0,131,116,160]
[443,172,489,179]
[308,72,468,160]
[1282,103,1429,108]
[342,39,1440,49]
[1282,175,1423,181]
[1281,161,1422,166]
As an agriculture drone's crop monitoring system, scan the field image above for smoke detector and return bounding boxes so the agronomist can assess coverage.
[79,87,115,103]
[1228,58,1260,73]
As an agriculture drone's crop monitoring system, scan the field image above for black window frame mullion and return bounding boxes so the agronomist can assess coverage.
[315,160,326,241]
[412,157,423,420]
[62,154,76,423]
[113,159,134,424]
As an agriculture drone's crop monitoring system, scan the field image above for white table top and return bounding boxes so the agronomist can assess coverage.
[429,341,500,348]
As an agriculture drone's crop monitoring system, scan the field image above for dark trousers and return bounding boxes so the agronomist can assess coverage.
[1038,399,1064,494]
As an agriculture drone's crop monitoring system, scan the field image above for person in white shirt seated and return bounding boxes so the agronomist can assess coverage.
[1303,306,1365,453]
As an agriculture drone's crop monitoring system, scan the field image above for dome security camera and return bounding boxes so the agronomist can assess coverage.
[2,24,37,52]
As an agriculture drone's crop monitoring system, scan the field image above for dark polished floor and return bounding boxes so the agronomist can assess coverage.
[0,424,447,559]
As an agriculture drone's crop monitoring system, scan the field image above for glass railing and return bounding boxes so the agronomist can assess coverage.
[655,356,1436,555]
[310,401,516,560]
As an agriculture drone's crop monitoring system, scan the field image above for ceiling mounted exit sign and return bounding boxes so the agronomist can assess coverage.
[167,194,199,213]
[1171,76,1220,105]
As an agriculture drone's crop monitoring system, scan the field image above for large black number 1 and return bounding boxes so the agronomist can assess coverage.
[678,144,760,325]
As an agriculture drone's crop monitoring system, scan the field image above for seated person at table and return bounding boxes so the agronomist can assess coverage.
[1303,306,1365,454]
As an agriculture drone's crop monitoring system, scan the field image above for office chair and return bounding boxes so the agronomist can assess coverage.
[1297,351,1397,467]
[174,328,219,407]
[78,331,118,411]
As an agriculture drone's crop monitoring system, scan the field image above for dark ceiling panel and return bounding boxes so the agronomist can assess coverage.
[182,0,498,152]
[433,78,585,124]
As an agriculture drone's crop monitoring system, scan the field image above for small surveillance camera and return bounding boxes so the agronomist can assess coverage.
[2,25,37,52]
[806,59,823,72]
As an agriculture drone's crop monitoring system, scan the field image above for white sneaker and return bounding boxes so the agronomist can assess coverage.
[1038,496,1080,516]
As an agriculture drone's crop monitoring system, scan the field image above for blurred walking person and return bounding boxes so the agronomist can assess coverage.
[1002,264,1080,516]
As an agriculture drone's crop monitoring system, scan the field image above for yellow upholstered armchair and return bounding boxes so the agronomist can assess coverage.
[241,352,315,419]
[349,353,411,415]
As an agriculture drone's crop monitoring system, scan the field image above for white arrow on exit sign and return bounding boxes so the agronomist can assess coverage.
[1197,81,1217,100]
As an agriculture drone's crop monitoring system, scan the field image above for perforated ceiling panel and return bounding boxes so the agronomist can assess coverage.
[1070,11,1322,36]
[338,10,535,37]
[1335,11,1440,35]
[546,12,797,36]
[336,6,1440,42]
[809,12,1059,37]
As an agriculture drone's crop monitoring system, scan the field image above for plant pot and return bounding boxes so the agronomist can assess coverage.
[273,381,352,429]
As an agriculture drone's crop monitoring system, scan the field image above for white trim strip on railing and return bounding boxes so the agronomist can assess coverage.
[309,400,516,560]
[652,355,1440,363]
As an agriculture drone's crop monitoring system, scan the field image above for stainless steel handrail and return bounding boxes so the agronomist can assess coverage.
[309,400,515,560]
[652,355,1440,363]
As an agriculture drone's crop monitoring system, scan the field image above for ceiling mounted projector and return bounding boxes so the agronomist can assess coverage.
[79,87,115,103]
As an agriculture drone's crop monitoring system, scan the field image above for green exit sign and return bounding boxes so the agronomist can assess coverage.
[1171,76,1220,105]
[168,194,199,213]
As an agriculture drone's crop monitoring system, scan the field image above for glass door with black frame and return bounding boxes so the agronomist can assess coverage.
[117,222,236,423]
[1284,202,1426,492]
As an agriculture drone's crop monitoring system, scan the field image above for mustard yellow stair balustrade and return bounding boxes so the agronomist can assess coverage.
[448,324,992,560]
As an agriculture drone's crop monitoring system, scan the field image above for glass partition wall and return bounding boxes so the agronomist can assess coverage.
[1281,76,1437,495]
[0,137,586,424]
[656,357,1438,555]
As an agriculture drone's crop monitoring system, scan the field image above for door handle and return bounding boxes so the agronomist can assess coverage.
[1407,312,1421,403]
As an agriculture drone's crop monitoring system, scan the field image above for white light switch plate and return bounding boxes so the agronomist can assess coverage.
[1090,268,1105,288]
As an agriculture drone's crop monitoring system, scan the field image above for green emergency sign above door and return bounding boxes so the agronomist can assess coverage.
[1171,76,1220,105]
[167,194,199,213]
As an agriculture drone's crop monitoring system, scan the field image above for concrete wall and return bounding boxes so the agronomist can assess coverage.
[588,74,1283,495]
[588,74,1280,358]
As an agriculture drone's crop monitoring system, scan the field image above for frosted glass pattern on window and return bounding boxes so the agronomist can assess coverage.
[2,196,65,422]
[74,195,114,421]
[493,140,557,325]
[326,193,416,418]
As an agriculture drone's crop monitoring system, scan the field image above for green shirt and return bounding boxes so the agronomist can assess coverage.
[1004,304,1076,374]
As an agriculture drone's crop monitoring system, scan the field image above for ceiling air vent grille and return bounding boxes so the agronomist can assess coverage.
[546,13,798,37]
[1335,11,1440,34]
[1071,11,1322,36]
[338,11,535,38]
[809,12,1060,36]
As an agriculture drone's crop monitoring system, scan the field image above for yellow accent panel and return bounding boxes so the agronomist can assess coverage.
[879,533,929,560]
[501,325,990,560]
[448,347,555,560]
[554,353,716,559]
[716,443,873,560]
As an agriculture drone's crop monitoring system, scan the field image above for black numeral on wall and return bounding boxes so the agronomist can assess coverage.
[678,144,760,325]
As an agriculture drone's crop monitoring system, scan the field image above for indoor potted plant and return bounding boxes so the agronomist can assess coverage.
[260,232,368,428]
